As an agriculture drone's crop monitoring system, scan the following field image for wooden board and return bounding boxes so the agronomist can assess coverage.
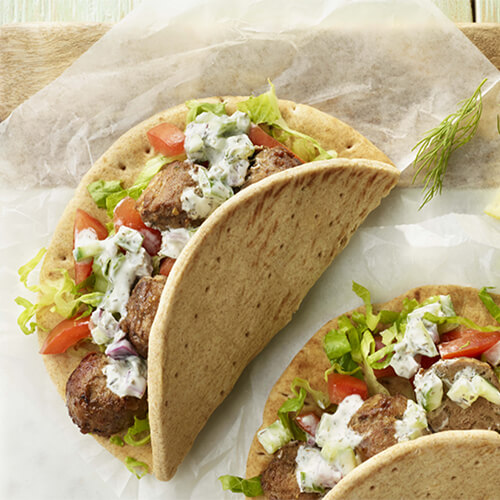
[0,22,499,121]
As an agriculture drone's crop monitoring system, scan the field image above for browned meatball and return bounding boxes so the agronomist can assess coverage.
[426,357,500,432]
[243,146,302,188]
[261,441,321,500]
[348,394,411,461]
[66,352,147,437]
[137,160,203,229]
[120,275,166,358]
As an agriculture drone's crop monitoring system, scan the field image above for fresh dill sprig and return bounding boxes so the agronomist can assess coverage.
[412,78,487,209]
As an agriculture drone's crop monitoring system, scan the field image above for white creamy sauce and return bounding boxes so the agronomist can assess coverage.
[414,368,443,411]
[102,356,147,398]
[295,446,342,493]
[77,225,154,398]
[100,247,152,317]
[315,394,363,476]
[181,111,255,219]
[316,395,364,450]
[90,308,124,345]
[159,227,196,259]
[447,367,500,408]
[74,227,98,250]
[394,400,428,442]
[389,296,454,378]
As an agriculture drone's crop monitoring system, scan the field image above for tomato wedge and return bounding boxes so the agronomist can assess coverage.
[248,125,304,163]
[73,209,108,284]
[147,123,185,156]
[113,197,162,256]
[296,412,321,437]
[159,257,176,277]
[40,316,91,354]
[438,329,500,359]
[328,373,368,404]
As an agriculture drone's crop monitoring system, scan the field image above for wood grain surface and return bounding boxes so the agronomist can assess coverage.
[0,22,498,121]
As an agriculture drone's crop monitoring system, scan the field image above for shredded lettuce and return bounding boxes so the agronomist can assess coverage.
[278,386,307,441]
[109,435,124,447]
[322,282,396,396]
[185,100,227,123]
[293,377,330,410]
[16,250,96,335]
[87,155,170,217]
[324,328,351,362]
[422,313,500,333]
[123,416,151,446]
[277,377,329,441]
[237,82,336,162]
[124,457,149,479]
[87,180,123,208]
[218,475,264,496]
[359,329,390,396]
[479,287,500,323]
[352,282,381,331]
[18,247,46,292]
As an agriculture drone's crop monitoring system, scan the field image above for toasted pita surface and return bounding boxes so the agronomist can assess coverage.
[325,430,500,500]
[245,285,500,498]
[37,97,398,479]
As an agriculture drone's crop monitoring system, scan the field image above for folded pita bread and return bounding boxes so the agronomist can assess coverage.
[246,285,500,499]
[36,97,399,480]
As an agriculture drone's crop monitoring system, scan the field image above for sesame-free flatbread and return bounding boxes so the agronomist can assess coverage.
[246,285,500,498]
[37,97,399,480]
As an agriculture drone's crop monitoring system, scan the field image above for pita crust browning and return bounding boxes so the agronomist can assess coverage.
[246,285,500,499]
[36,97,398,479]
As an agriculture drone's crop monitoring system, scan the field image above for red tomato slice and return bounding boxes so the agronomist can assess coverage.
[113,197,162,256]
[438,329,500,359]
[296,412,320,437]
[73,209,108,284]
[328,373,368,405]
[40,316,91,354]
[248,125,304,163]
[159,257,176,277]
[147,123,185,156]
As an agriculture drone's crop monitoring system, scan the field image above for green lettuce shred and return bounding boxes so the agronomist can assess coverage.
[87,155,170,217]
[422,313,500,333]
[237,81,336,162]
[124,457,149,479]
[123,416,151,446]
[278,386,307,441]
[277,377,329,441]
[352,282,381,331]
[109,436,124,447]
[322,282,399,396]
[218,475,264,496]
[479,287,500,323]
[185,100,227,123]
[16,250,97,335]
[87,180,123,208]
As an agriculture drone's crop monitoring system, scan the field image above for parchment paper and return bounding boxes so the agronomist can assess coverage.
[1,0,499,499]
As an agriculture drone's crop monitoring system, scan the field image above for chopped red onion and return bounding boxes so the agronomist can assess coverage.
[105,339,138,359]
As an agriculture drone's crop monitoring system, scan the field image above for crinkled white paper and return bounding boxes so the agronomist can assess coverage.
[1,0,499,499]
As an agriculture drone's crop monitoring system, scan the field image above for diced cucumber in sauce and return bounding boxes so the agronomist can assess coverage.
[257,420,293,454]
[447,368,500,408]
[414,369,444,412]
